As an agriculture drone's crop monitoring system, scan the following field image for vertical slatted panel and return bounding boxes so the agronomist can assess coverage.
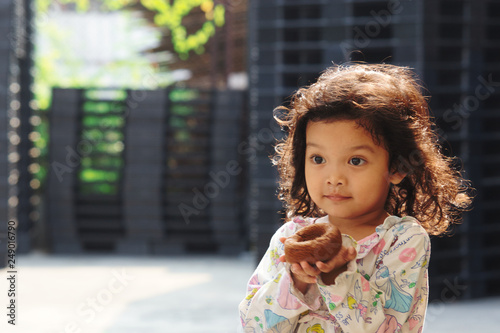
[209,90,247,254]
[424,0,500,301]
[160,88,216,253]
[118,89,166,254]
[156,88,248,254]
[48,89,81,253]
[16,0,34,254]
[423,0,471,300]
[0,0,34,258]
[469,0,500,298]
[75,89,127,252]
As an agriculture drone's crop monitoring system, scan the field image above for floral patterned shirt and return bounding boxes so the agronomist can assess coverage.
[239,215,430,333]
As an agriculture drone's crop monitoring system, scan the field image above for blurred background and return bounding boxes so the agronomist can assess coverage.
[0,0,499,331]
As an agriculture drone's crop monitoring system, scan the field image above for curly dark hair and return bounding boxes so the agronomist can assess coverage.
[273,63,472,236]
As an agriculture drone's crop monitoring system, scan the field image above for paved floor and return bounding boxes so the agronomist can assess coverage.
[0,252,254,333]
[0,253,499,332]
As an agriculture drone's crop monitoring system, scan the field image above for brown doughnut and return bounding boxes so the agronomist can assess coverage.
[284,223,342,264]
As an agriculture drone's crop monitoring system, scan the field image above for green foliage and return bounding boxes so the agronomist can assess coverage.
[79,168,120,182]
[77,96,126,195]
[102,0,138,11]
[141,0,225,59]
[37,0,226,59]
[169,88,200,102]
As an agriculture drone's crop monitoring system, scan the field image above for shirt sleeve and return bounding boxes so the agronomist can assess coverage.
[316,224,430,333]
[238,222,321,332]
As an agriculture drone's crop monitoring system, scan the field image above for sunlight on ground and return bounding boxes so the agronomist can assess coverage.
[0,261,212,332]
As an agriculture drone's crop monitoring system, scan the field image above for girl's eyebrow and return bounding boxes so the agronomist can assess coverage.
[305,142,323,148]
[306,142,376,153]
[350,144,375,153]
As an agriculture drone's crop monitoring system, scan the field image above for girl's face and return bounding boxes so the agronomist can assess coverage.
[304,120,403,225]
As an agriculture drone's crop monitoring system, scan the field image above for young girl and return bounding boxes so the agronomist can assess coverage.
[239,63,471,332]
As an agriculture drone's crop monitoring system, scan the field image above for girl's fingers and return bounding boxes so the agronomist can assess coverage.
[291,263,317,283]
[291,263,303,275]
[279,237,287,262]
[316,246,357,273]
[302,275,317,284]
[292,262,318,277]
[300,261,321,276]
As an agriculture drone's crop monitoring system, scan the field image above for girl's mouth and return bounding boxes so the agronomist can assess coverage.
[325,194,351,201]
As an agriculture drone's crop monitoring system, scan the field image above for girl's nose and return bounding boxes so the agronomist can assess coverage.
[326,167,345,186]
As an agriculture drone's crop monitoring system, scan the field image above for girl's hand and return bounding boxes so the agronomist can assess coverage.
[317,246,357,285]
[278,237,319,291]
[315,246,357,274]
[279,237,357,287]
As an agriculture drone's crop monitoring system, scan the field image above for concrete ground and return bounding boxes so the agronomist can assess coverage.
[0,253,499,332]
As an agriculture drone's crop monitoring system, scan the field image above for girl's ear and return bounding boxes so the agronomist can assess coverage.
[389,170,406,185]
[388,159,408,185]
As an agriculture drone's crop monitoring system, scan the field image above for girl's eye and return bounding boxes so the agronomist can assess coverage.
[349,157,366,166]
[311,155,325,164]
